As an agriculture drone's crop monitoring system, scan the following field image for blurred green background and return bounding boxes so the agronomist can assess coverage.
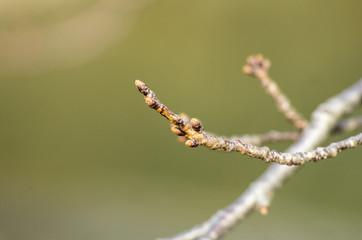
[0,0,361,239]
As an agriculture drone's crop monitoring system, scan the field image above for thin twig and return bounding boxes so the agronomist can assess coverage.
[135,80,362,165]
[235,130,300,145]
[243,55,309,129]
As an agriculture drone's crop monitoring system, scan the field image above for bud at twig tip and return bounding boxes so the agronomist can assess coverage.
[135,80,149,96]
[135,80,145,89]
[135,79,143,86]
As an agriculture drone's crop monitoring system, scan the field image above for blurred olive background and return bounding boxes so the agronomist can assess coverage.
[0,0,361,239]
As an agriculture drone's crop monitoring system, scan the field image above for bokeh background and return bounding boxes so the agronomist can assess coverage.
[0,0,361,239]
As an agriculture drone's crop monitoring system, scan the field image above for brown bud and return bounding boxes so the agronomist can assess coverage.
[171,126,186,136]
[185,139,199,147]
[145,97,157,108]
[190,118,202,132]
[135,80,148,95]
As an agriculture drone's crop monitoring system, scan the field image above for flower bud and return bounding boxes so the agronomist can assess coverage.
[185,139,199,148]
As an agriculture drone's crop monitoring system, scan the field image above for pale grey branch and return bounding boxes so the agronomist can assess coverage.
[333,116,362,133]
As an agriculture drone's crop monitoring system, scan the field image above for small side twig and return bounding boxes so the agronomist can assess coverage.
[233,115,362,145]
[135,80,362,166]
[243,55,309,129]
[234,130,300,145]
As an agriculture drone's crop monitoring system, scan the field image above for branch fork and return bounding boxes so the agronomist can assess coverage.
[135,55,362,240]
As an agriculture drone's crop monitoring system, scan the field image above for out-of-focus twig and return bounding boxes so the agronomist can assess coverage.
[333,116,362,133]
[243,55,309,130]
[235,130,300,145]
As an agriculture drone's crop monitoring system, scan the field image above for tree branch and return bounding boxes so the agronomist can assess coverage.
[235,130,300,145]
[135,54,362,239]
[333,116,362,133]
[135,80,362,165]
[243,55,309,129]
